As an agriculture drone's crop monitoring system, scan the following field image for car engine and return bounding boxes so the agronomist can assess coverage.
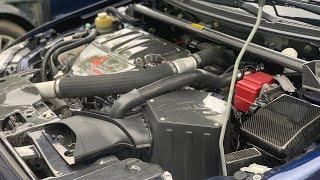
[0,2,319,180]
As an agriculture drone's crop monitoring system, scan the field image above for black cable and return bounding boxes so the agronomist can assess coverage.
[41,40,76,81]
[51,29,97,67]
[41,29,97,81]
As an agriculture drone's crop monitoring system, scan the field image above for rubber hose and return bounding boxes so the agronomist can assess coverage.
[36,47,225,99]
[58,63,176,98]
[51,29,97,64]
[41,40,77,81]
[194,46,224,68]
[58,46,224,98]
[110,69,237,118]
[105,6,140,24]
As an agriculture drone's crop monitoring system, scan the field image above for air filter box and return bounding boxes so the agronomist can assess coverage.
[144,89,229,179]
[241,95,320,159]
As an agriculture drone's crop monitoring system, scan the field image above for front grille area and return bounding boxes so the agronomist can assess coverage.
[241,95,320,159]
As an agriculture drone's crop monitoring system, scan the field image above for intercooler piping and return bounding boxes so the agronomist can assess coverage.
[110,69,240,119]
[35,47,223,99]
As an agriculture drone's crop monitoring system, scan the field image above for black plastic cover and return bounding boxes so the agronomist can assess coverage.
[45,115,134,162]
[145,89,229,179]
[0,75,57,128]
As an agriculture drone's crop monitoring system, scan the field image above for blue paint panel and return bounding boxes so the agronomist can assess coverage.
[265,146,320,180]
[50,0,102,18]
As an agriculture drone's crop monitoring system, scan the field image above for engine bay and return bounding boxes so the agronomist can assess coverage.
[0,1,320,180]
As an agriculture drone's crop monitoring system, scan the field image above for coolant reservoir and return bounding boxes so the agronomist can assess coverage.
[281,48,298,58]
[95,12,114,33]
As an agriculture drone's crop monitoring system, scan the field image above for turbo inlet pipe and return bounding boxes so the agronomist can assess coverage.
[35,47,223,99]
[110,69,239,119]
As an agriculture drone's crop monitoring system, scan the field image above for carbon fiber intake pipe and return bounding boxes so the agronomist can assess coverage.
[35,47,223,99]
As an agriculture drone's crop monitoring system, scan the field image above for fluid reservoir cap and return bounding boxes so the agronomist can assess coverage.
[95,12,114,33]
[98,12,108,18]
[281,48,298,58]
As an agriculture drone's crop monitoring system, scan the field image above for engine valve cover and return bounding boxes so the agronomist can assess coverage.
[71,28,189,76]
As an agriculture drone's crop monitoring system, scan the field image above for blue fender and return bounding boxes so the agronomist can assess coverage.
[265,145,320,180]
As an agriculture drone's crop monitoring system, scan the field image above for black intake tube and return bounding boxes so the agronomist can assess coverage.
[110,69,237,118]
[36,47,224,99]
[132,4,307,72]
[194,46,224,68]
[58,47,222,98]
[58,63,176,98]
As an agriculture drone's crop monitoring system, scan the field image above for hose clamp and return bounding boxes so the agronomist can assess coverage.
[191,53,201,66]
[172,57,198,73]
[55,79,61,98]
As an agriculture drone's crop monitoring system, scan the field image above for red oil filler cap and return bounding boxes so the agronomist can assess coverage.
[234,72,274,112]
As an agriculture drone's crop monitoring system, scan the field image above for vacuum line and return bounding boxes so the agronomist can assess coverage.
[218,0,265,176]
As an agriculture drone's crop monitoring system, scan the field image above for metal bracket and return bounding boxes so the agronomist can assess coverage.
[302,60,320,92]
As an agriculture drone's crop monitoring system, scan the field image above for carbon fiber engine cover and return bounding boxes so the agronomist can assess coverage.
[241,95,320,159]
